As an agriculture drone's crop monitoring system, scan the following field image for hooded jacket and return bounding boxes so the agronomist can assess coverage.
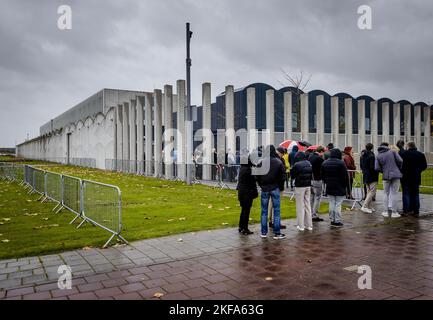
[289,145,299,166]
[374,146,403,181]
[255,145,286,192]
[237,160,258,203]
[291,152,313,187]
[321,149,349,196]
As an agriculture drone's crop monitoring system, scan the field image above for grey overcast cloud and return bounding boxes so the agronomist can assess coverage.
[0,0,432,147]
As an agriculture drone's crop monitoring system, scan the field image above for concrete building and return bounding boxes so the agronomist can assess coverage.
[16,82,433,175]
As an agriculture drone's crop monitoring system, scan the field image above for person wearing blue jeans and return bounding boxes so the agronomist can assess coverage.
[328,195,345,224]
[260,188,281,236]
[255,145,286,240]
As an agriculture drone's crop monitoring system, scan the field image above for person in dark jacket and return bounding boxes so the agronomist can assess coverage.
[289,145,299,190]
[308,146,325,222]
[236,156,258,235]
[324,143,334,160]
[267,147,287,230]
[291,152,313,231]
[360,143,379,214]
[396,140,406,158]
[255,145,286,239]
[321,148,349,227]
[400,142,428,217]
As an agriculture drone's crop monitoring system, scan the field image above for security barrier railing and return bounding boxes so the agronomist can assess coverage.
[82,180,126,248]
[0,163,127,248]
[105,159,240,189]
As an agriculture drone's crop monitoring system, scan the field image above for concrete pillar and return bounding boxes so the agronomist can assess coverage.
[300,93,309,141]
[176,80,186,181]
[331,97,339,148]
[154,89,162,177]
[424,106,431,153]
[202,83,212,180]
[145,93,153,175]
[358,100,366,153]
[122,102,129,162]
[404,104,412,143]
[266,89,275,146]
[129,100,137,173]
[116,104,123,165]
[316,95,325,145]
[247,87,256,150]
[283,91,292,139]
[371,101,378,149]
[136,97,144,174]
[414,105,422,147]
[225,85,236,158]
[163,85,173,179]
[382,102,390,144]
[393,103,400,145]
[344,98,353,147]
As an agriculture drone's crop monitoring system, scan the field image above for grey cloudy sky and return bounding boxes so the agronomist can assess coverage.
[0,0,432,147]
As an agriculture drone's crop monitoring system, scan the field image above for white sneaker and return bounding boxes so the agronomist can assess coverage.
[306,227,313,231]
[371,208,376,213]
[260,233,267,238]
[381,211,389,217]
[391,212,401,218]
[296,226,305,232]
[361,207,372,214]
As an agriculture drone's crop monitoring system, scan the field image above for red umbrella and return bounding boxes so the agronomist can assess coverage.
[306,145,327,153]
[279,140,308,152]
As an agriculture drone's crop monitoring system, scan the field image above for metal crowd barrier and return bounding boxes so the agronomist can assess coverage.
[81,180,126,248]
[5,164,127,248]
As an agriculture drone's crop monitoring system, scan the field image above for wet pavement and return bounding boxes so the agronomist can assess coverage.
[2,209,433,300]
[1,183,433,300]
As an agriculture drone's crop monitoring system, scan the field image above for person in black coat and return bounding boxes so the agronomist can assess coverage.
[400,142,428,217]
[236,156,258,235]
[308,147,325,222]
[291,152,313,231]
[321,148,349,227]
[359,143,379,213]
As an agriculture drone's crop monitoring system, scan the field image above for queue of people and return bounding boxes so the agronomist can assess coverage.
[237,140,428,240]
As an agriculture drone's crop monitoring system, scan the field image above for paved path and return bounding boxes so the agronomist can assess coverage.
[1,184,433,300]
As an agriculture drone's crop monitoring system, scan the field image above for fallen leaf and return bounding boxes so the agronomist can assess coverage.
[83,246,93,250]
[2,218,11,221]
[167,219,174,222]
[208,205,213,209]
[307,259,312,263]
[153,292,164,298]
[1,239,10,243]
[221,222,229,226]
[265,277,273,281]
[177,238,183,242]
[179,217,186,221]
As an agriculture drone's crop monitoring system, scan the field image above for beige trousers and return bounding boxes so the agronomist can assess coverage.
[296,187,312,229]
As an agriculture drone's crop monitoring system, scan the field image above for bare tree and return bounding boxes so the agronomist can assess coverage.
[279,69,312,133]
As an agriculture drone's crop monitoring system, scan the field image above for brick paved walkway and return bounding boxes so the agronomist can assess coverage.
[2,210,433,300]
[1,185,433,300]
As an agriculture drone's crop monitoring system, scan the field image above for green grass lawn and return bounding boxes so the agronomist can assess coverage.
[0,164,331,260]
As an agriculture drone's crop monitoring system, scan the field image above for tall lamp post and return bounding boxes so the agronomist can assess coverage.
[185,22,193,185]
